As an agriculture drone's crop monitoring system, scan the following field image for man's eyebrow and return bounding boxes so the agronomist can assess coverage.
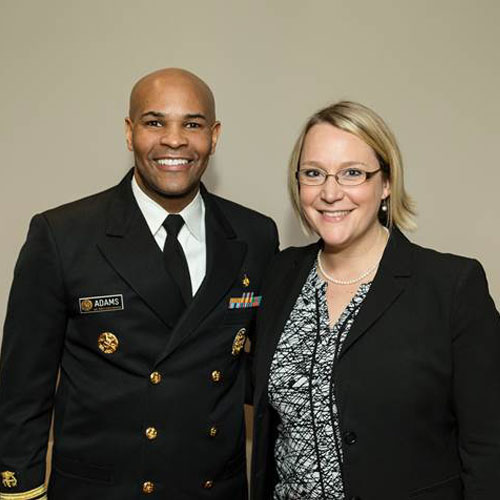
[139,111,208,121]
[140,111,165,119]
[185,113,207,121]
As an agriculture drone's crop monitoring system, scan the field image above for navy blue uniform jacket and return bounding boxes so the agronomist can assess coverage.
[0,170,278,500]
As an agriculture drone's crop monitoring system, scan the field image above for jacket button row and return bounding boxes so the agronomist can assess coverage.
[344,431,357,445]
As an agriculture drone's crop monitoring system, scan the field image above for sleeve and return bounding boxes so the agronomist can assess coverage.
[451,259,500,499]
[0,214,68,499]
[244,218,279,405]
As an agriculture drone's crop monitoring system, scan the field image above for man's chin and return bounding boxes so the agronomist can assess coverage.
[154,183,199,200]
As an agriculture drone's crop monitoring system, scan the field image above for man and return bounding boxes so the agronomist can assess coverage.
[0,68,278,499]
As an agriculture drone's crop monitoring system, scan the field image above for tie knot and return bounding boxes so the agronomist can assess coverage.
[163,214,185,237]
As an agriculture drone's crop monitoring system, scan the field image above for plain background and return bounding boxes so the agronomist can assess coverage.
[1,1,499,340]
[1,0,499,483]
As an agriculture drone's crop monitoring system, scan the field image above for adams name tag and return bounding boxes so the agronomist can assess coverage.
[79,294,124,314]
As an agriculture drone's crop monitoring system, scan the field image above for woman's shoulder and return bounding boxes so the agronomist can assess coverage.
[408,237,481,273]
[401,232,488,293]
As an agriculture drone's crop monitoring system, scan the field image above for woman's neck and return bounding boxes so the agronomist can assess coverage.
[321,224,389,278]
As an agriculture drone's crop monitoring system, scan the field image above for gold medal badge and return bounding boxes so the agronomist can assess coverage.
[98,332,119,354]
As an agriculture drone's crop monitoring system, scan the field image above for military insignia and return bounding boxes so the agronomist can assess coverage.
[228,292,262,309]
[79,294,124,314]
[242,274,250,287]
[232,328,247,356]
[1,470,17,488]
[80,299,93,312]
[98,332,119,354]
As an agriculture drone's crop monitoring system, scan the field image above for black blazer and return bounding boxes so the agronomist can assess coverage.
[0,170,278,500]
[251,229,500,500]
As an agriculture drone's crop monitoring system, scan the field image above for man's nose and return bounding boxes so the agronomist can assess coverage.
[159,124,188,148]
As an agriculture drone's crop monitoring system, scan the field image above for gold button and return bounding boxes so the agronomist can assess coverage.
[98,332,119,354]
[209,426,218,438]
[142,481,155,494]
[145,427,158,440]
[150,372,162,385]
[211,370,222,383]
[203,480,214,489]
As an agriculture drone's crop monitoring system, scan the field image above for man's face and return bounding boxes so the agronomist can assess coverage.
[125,77,220,211]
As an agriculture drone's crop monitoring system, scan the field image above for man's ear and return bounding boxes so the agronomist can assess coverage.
[210,121,221,155]
[125,117,134,152]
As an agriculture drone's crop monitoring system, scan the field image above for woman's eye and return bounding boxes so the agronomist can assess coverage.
[304,169,322,177]
[343,168,363,177]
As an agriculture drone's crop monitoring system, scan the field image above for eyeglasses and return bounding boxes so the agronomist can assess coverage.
[296,166,382,187]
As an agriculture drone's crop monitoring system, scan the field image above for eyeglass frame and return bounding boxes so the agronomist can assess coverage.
[295,164,383,187]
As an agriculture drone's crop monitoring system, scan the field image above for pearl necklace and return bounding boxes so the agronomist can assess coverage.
[317,227,389,285]
[317,250,380,285]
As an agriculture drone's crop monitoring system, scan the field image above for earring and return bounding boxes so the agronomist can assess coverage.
[381,199,388,212]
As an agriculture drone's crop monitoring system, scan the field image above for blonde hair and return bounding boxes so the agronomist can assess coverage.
[288,100,417,232]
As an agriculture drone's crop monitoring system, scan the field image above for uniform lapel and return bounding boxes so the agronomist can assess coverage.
[254,243,319,407]
[157,187,247,360]
[97,171,184,329]
[338,228,412,359]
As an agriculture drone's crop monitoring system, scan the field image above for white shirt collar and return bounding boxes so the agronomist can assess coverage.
[131,174,204,241]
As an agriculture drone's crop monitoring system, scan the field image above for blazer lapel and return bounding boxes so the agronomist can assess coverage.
[254,243,319,406]
[338,228,413,359]
[97,171,184,329]
[157,187,247,360]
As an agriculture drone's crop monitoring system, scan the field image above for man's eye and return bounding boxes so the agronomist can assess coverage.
[145,120,162,127]
[185,122,202,129]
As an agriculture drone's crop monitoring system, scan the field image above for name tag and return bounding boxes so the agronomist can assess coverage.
[79,294,124,314]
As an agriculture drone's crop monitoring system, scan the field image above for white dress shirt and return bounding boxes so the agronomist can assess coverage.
[131,175,206,295]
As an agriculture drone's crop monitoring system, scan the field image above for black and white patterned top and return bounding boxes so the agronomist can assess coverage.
[268,264,371,500]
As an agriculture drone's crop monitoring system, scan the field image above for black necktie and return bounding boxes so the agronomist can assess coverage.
[163,214,192,305]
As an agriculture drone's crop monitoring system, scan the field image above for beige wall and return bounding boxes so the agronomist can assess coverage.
[1,0,499,338]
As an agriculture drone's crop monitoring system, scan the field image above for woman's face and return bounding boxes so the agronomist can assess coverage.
[299,123,390,251]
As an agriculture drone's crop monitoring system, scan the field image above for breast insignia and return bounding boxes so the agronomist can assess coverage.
[98,332,119,354]
[1,470,18,488]
[80,299,93,312]
[232,328,247,356]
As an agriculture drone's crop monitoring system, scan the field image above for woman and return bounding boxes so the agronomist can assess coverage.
[251,101,500,499]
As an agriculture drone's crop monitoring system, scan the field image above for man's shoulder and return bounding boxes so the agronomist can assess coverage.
[30,182,122,241]
[43,184,116,220]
